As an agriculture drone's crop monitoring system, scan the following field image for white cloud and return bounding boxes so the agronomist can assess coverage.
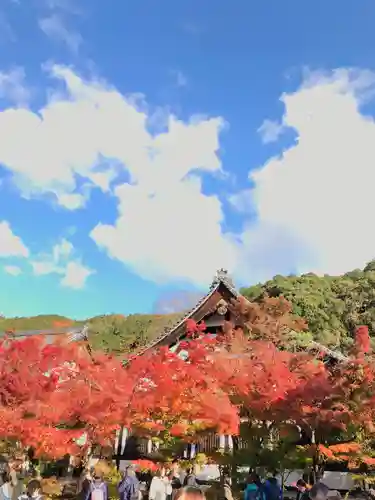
[258,119,285,144]
[0,221,29,258]
[91,177,236,285]
[4,265,22,276]
[39,14,82,53]
[0,68,30,106]
[31,238,94,289]
[32,260,60,276]
[52,237,73,261]
[60,261,94,289]
[0,64,236,285]
[56,192,87,210]
[235,68,375,281]
[3,65,375,287]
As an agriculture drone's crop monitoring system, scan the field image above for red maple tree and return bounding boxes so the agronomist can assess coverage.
[164,298,375,472]
[0,335,136,458]
[0,331,239,458]
[3,294,375,470]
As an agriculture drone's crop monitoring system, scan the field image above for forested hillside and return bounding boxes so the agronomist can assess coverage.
[0,312,180,354]
[241,260,375,351]
[3,261,375,353]
[0,315,83,331]
[87,313,180,353]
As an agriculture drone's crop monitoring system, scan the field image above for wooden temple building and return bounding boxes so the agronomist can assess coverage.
[115,269,241,461]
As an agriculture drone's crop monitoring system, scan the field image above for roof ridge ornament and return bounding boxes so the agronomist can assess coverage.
[211,268,236,291]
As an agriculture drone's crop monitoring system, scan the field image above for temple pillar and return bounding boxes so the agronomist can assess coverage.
[228,435,233,452]
[219,434,225,449]
[147,439,152,454]
[114,429,120,454]
[120,428,128,455]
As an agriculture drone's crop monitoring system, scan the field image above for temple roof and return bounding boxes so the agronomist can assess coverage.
[0,270,237,352]
[136,269,239,355]
[0,324,89,343]
[307,340,349,363]
[0,270,349,364]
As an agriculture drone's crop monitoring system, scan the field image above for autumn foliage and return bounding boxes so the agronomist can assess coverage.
[2,293,375,470]
[0,335,137,457]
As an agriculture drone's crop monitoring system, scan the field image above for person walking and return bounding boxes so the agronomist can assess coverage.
[18,480,43,500]
[149,470,168,500]
[77,468,93,500]
[84,471,108,500]
[0,472,14,500]
[244,473,265,500]
[308,483,330,500]
[9,459,23,500]
[183,469,197,488]
[219,475,233,500]
[264,474,282,500]
[296,480,310,500]
[118,467,140,500]
[164,473,174,500]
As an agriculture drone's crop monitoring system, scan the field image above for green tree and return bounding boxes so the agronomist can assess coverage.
[241,261,375,351]
[88,313,180,354]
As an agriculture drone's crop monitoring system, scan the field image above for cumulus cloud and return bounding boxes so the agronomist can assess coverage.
[3,65,375,287]
[0,221,29,258]
[4,265,22,276]
[60,261,94,289]
[31,238,94,289]
[0,65,123,209]
[0,64,236,285]
[235,68,375,280]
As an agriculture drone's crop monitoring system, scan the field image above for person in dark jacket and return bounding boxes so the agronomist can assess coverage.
[264,475,282,500]
[244,474,265,500]
[170,462,182,493]
[309,483,330,500]
[296,480,310,500]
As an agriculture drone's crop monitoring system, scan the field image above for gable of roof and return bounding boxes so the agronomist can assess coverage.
[136,269,239,355]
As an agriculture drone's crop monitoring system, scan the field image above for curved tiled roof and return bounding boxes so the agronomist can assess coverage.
[1,270,349,365]
[136,269,239,356]
[67,324,89,342]
[308,340,349,362]
[0,325,89,343]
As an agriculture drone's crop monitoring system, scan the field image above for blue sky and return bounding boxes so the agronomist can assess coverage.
[1,0,375,318]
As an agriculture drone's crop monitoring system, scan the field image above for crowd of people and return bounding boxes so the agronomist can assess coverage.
[243,474,340,500]
[0,455,343,500]
[76,464,204,500]
[77,464,341,500]
[0,456,43,500]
